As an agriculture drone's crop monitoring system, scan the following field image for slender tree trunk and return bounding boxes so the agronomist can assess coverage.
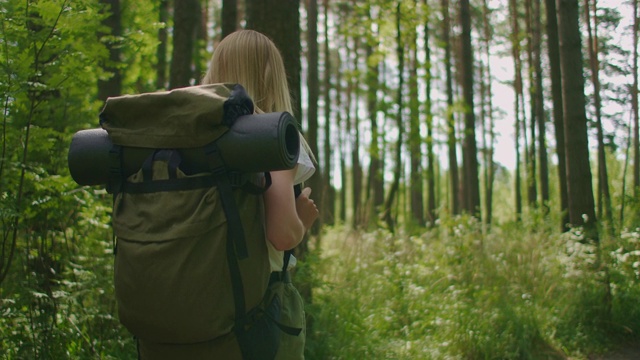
[170,0,199,89]
[545,0,570,231]
[306,0,322,235]
[481,0,495,226]
[383,2,405,233]
[510,0,523,221]
[155,0,169,90]
[221,0,238,39]
[557,0,599,241]
[246,0,302,120]
[97,0,122,100]
[635,0,640,196]
[424,0,437,226]
[322,0,335,226]
[525,0,538,209]
[460,0,481,217]
[351,39,363,229]
[409,13,424,228]
[634,0,640,196]
[442,0,460,215]
[533,0,549,211]
[366,35,384,226]
[584,0,613,233]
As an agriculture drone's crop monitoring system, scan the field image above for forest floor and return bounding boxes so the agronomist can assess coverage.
[587,342,640,360]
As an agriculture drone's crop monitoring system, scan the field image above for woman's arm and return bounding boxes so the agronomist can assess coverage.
[263,168,318,251]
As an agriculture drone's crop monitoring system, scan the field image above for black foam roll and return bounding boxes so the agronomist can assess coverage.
[68,111,300,186]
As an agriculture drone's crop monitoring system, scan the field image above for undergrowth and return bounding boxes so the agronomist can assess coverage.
[305,218,640,359]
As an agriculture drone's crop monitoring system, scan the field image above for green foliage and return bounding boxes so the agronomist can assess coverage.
[306,220,640,359]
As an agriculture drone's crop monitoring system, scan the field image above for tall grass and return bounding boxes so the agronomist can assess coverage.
[305,218,640,359]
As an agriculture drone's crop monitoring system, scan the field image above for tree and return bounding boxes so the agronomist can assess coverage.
[634,0,640,196]
[424,0,437,226]
[441,0,460,215]
[510,0,524,221]
[169,0,199,89]
[97,0,122,101]
[533,0,550,211]
[409,0,425,228]
[306,0,323,234]
[460,0,481,217]
[584,0,613,232]
[480,0,496,225]
[557,0,598,240]
[155,0,169,89]
[383,2,405,233]
[246,0,302,120]
[545,0,570,230]
[322,0,336,225]
[221,0,238,39]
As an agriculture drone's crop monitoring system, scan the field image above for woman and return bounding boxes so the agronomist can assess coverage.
[203,29,318,359]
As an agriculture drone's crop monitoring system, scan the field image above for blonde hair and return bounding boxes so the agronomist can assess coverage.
[202,30,292,114]
[203,29,316,163]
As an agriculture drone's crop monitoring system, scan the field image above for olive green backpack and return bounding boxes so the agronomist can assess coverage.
[99,84,285,359]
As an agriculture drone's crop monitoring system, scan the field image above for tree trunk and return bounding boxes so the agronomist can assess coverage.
[350,39,363,229]
[366,38,384,227]
[306,0,323,235]
[246,0,302,121]
[409,13,424,228]
[525,0,538,209]
[441,0,460,215]
[322,0,335,226]
[97,0,122,101]
[510,0,524,221]
[383,2,405,233]
[424,0,437,226]
[545,0,570,231]
[155,0,169,90]
[221,0,238,39]
[533,0,549,211]
[481,0,495,226]
[557,0,599,240]
[170,0,199,89]
[634,0,640,196]
[584,0,613,233]
[460,0,481,217]
[635,0,640,196]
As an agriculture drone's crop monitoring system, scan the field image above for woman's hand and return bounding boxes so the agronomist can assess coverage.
[296,187,319,230]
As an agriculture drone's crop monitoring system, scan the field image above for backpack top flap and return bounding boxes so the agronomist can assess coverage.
[99,83,254,148]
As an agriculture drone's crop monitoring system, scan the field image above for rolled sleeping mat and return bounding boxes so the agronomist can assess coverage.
[68,111,300,186]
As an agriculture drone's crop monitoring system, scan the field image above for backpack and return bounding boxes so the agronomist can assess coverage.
[96,83,296,359]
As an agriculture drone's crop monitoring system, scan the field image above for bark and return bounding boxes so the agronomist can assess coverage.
[510,0,524,221]
[306,0,323,235]
[221,0,238,39]
[525,0,538,208]
[350,39,363,229]
[634,0,640,195]
[409,15,425,228]
[424,0,437,226]
[245,0,302,120]
[545,0,570,230]
[322,0,335,226]
[481,0,496,226]
[441,0,460,215]
[155,0,169,90]
[557,0,599,240]
[460,0,481,217]
[97,0,122,101]
[533,0,549,211]
[383,2,405,233]
[170,0,199,89]
[584,0,613,232]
